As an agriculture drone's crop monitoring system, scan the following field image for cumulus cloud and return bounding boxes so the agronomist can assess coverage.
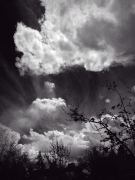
[27,97,68,130]
[0,98,99,156]
[14,23,63,75]
[0,97,68,133]
[14,0,135,75]
[20,122,100,156]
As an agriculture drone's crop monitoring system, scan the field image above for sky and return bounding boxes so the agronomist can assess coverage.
[0,0,135,156]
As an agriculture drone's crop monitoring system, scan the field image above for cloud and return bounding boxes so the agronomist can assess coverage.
[131,85,135,93]
[44,81,55,97]
[14,23,63,75]
[20,122,100,156]
[105,98,111,104]
[0,100,100,157]
[14,0,135,75]
[18,109,135,155]
[99,113,134,146]
[0,97,68,133]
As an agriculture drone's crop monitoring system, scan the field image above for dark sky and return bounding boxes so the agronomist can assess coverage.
[0,0,45,113]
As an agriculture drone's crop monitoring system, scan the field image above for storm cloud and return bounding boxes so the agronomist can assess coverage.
[14,0,135,75]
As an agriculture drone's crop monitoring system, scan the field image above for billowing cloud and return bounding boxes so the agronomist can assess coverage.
[14,0,135,75]
[0,97,68,133]
[10,0,135,156]
[20,122,100,156]
[14,23,64,75]
[28,97,68,130]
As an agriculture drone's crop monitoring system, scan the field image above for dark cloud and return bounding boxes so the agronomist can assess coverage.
[14,0,135,75]
[50,65,135,115]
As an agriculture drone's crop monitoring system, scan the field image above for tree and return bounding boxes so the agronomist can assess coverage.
[68,82,135,159]
[45,141,70,168]
[0,125,19,161]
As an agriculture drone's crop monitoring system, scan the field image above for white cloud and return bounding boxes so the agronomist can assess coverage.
[14,23,63,75]
[26,97,68,130]
[23,97,68,130]
[105,98,111,103]
[14,0,135,75]
[44,81,55,97]
[0,97,68,132]
[20,122,100,156]
[44,81,55,91]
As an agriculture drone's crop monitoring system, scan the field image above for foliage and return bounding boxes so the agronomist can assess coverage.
[0,133,135,180]
[0,82,135,179]
[45,141,70,168]
[68,81,135,158]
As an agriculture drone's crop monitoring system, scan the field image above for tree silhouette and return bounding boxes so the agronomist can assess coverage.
[68,81,135,158]
[45,141,70,169]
